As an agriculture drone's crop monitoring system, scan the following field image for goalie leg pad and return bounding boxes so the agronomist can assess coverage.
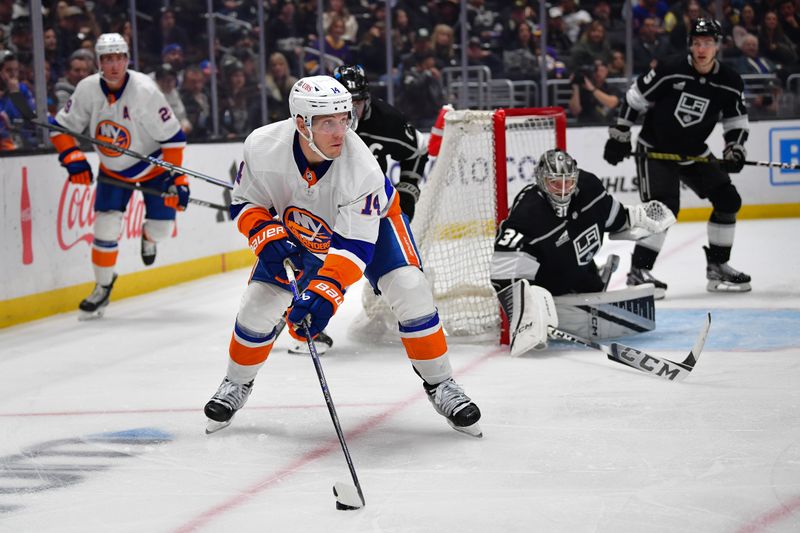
[498,280,558,357]
[553,285,656,340]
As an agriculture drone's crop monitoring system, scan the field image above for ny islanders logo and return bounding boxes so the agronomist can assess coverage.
[284,206,332,253]
[95,120,131,157]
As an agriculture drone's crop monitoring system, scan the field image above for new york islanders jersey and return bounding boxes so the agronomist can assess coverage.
[618,55,749,156]
[52,70,185,182]
[232,118,392,288]
[491,171,628,296]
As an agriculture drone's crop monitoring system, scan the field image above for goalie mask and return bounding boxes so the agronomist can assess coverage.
[334,64,370,126]
[289,75,354,160]
[535,149,579,218]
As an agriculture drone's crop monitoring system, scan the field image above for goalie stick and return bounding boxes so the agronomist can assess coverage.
[634,150,800,171]
[548,312,711,382]
[96,176,228,211]
[283,260,366,511]
[7,91,234,190]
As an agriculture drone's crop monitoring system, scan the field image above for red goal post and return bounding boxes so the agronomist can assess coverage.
[411,106,567,344]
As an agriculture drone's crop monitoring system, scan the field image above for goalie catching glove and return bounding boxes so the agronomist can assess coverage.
[609,200,676,241]
[497,280,558,357]
[286,277,344,340]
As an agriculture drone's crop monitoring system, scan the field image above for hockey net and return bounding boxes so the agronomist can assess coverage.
[350,107,566,344]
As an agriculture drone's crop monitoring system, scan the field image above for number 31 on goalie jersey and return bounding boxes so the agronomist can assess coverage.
[496,228,524,249]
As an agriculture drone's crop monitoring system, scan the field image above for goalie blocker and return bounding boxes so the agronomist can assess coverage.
[498,280,656,357]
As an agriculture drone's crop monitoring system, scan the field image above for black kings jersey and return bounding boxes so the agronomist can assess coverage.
[355,98,427,184]
[619,55,748,156]
[491,170,627,296]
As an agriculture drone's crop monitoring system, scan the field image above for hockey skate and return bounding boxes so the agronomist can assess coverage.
[704,246,751,292]
[288,329,334,355]
[78,274,118,320]
[141,236,156,266]
[627,266,667,300]
[424,378,482,438]
[204,377,254,434]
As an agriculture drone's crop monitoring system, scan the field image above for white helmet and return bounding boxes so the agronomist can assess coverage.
[289,76,353,160]
[95,33,129,59]
[95,33,129,81]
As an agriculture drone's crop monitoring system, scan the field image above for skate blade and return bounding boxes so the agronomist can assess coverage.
[78,309,106,321]
[707,280,752,293]
[447,420,483,438]
[205,419,232,434]
[333,482,364,510]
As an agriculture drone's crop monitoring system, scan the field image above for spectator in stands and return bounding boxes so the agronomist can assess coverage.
[393,8,416,59]
[44,26,63,82]
[569,20,614,71]
[733,3,760,49]
[546,7,576,60]
[569,59,621,124]
[156,63,191,134]
[400,51,446,129]
[264,51,297,122]
[359,19,392,77]
[54,52,91,110]
[323,0,358,43]
[632,17,675,74]
[161,43,185,85]
[607,49,627,76]
[401,27,432,71]
[219,59,251,139]
[267,1,304,75]
[432,0,463,34]
[149,7,188,64]
[778,0,800,44]
[734,33,782,115]
[500,0,533,49]
[466,36,504,77]
[759,10,798,66]
[633,0,670,31]
[431,24,458,70]
[593,0,626,48]
[180,65,211,140]
[503,21,539,81]
[305,15,353,75]
[468,0,502,45]
[666,0,707,51]
[0,50,36,149]
[558,0,592,44]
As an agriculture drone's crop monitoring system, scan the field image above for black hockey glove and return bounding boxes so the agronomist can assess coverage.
[395,180,421,222]
[721,143,746,174]
[603,126,632,165]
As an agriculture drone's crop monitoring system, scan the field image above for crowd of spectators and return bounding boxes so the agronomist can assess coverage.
[1,0,799,152]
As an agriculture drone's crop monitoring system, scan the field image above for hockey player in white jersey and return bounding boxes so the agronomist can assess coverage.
[50,33,188,319]
[203,75,482,437]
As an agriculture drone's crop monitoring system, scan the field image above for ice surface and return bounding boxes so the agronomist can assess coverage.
[1,219,799,532]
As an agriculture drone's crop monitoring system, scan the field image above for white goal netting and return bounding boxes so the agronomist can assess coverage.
[351,108,566,343]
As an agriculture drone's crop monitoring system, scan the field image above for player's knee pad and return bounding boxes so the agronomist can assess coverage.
[142,219,173,242]
[377,266,436,324]
[708,183,741,215]
[93,210,124,241]
[237,281,293,335]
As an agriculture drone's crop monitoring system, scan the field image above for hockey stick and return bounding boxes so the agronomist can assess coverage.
[96,175,228,211]
[283,259,366,511]
[548,312,711,382]
[7,91,234,190]
[633,150,800,170]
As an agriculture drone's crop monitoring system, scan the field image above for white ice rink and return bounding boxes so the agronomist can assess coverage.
[1,218,799,533]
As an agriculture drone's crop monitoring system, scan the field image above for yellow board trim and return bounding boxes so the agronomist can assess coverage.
[0,249,254,329]
[677,203,800,221]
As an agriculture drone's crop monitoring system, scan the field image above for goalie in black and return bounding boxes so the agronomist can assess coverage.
[490,149,676,357]
[604,18,751,298]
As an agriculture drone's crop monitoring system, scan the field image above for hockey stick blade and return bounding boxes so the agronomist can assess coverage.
[549,312,711,382]
[333,482,364,510]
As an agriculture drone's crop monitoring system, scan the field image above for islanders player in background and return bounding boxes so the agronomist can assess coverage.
[50,33,188,319]
[203,75,482,438]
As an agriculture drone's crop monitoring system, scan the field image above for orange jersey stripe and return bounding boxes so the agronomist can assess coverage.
[386,193,403,217]
[91,248,118,268]
[400,327,448,360]
[51,133,78,153]
[100,163,165,183]
[229,334,274,366]
[388,213,421,268]
[318,253,363,289]
[160,146,184,167]
[236,206,273,238]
